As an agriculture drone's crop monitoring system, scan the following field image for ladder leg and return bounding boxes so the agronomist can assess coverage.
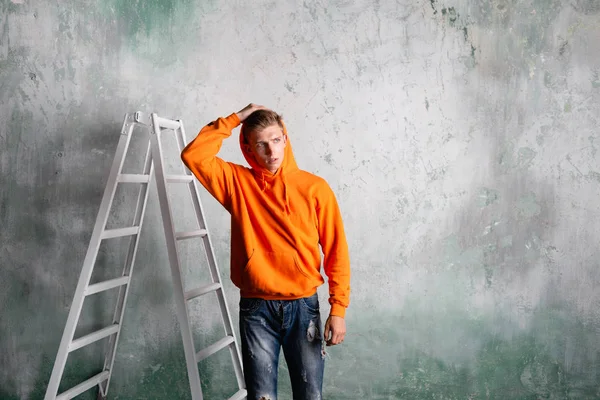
[45,115,137,400]
[97,140,154,400]
[150,114,204,400]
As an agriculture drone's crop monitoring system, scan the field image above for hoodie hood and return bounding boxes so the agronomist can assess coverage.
[239,120,299,214]
[239,119,299,175]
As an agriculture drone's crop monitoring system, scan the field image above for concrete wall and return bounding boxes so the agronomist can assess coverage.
[2,0,599,398]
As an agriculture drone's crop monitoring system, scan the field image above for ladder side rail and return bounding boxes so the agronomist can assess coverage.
[98,139,154,399]
[176,123,246,392]
[202,227,246,391]
[45,115,136,400]
[172,118,188,154]
[150,114,204,400]
[174,124,219,283]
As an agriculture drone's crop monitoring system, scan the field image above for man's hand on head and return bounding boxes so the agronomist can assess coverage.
[324,315,346,346]
[236,103,268,122]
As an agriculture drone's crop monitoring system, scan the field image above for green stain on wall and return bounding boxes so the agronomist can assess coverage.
[497,143,538,174]
[500,234,512,248]
[517,147,537,168]
[587,171,600,183]
[478,187,500,207]
[430,0,438,15]
[99,0,199,63]
[104,0,191,38]
[515,192,542,219]
[516,192,542,219]
[107,323,241,399]
[110,344,192,399]
[441,6,458,27]
[430,1,477,65]
[15,317,238,399]
[593,71,600,88]
[324,303,600,399]
[443,234,485,267]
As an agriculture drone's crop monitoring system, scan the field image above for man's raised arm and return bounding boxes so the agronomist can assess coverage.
[180,104,265,207]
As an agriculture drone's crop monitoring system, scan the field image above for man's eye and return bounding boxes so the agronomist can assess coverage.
[273,138,280,143]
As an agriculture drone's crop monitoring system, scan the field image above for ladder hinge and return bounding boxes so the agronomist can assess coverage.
[134,111,151,127]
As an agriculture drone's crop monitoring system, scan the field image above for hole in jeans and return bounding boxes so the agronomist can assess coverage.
[307,320,317,342]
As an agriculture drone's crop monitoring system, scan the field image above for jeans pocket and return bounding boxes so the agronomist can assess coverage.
[239,297,263,315]
[300,293,320,314]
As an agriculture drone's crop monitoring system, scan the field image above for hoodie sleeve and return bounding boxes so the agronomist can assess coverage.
[180,113,241,209]
[316,181,351,318]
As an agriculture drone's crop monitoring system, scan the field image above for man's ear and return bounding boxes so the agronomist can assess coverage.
[243,143,252,153]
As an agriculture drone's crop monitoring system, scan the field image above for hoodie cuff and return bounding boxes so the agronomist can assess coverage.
[227,112,241,127]
[329,303,346,318]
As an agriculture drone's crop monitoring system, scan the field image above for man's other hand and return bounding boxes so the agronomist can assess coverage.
[236,103,267,122]
[324,315,346,346]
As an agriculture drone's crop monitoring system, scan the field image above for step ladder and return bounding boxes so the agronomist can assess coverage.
[44,112,246,400]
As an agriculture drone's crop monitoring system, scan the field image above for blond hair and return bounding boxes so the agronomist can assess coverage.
[241,110,283,143]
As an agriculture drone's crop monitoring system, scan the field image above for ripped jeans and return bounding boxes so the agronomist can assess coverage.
[239,293,325,400]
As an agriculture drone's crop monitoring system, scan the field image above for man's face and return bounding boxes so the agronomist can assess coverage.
[245,124,287,174]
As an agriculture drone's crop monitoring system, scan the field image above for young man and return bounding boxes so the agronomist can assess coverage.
[181,103,351,400]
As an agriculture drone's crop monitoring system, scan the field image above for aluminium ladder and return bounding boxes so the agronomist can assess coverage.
[44,112,246,400]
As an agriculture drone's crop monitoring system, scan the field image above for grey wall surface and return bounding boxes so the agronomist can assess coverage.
[2,0,599,399]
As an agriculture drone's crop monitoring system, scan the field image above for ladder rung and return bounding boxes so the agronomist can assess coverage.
[228,389,248,400]
[56,371,110,400]
[118,174,150,183]
[155,116,181,130]
[69,324,119,352]
[101,226,140,239]
[85,276,130,296]
[196,335,235,362]
[185,283,221,301]
[175,230,207,240]
[166,174,193,183]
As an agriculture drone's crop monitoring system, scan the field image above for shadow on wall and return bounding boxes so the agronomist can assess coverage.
[1,110,174,398]
[2,112,240,398]
[1,115,112,396]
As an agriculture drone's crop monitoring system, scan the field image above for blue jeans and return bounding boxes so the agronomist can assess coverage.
[239,293,325,400]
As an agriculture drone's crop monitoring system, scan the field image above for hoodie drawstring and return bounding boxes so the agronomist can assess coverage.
[260,172,266,192]
[283,173,291,215]
[257,170,290,214]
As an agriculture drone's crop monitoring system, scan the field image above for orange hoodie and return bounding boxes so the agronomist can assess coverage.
[181,113,350,317]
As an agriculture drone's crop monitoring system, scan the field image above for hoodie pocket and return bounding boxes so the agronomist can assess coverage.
[242,250,315,296]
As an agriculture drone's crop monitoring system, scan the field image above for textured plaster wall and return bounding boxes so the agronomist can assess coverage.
[1,0,599,399]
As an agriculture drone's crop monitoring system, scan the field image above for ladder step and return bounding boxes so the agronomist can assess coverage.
[166,174,193,183]
[196,335,235,362]
[56,370,110,400]
[228,389,248,400]
[185,283,221,301]
[101,226,140,240]
[85,276,130,296]
[118,174,150,183]
[155,115,181,130]
[69,324,119,352]
[175,229,207,240]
